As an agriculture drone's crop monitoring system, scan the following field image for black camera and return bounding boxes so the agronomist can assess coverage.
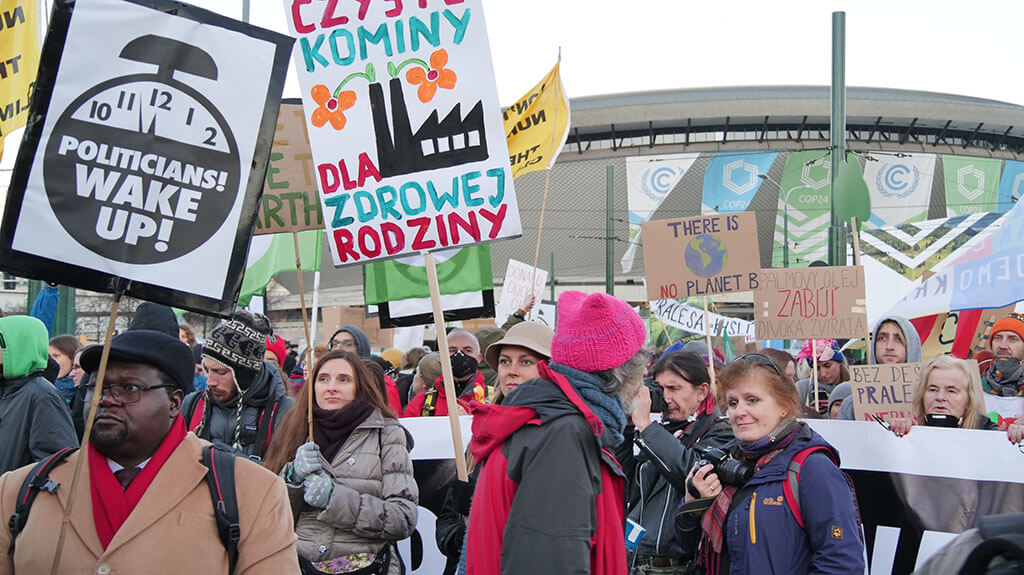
[643,378,667,413]
[695,446,754,487]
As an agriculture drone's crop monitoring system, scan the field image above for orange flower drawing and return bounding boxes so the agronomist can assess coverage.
[406,49,457,103]
[310,84,356,130]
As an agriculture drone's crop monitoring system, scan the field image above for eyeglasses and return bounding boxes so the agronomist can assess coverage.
[736,353,783,378]
[83,383,175,404]
[328,339,357,351]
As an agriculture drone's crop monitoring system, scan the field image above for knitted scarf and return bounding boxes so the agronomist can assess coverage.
[698,421,801,575]
[988,358,1024,396]
[89,416,187,549]
[548,362,627,446]
[313,397,374,463]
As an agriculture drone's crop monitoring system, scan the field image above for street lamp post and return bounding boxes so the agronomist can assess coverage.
[758,174,812,268]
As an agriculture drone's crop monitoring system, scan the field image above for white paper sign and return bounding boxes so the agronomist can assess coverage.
[650,299,756,342]
[497,259,547,322]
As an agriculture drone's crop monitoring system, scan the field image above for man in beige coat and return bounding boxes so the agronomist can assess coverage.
[0,329,299,574]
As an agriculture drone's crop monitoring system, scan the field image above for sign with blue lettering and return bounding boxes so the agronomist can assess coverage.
[285,0,521,266]
[641,212,760,301]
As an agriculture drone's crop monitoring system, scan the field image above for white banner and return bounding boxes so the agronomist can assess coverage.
[621,153,700,272]
[650,299,756,341]
[862,152,936,228]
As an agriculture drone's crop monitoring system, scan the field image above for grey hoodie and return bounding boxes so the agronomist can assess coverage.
[330,325,372,358]
[837,315,923,420]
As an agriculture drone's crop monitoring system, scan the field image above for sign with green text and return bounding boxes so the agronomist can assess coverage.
[642,212,760,301]
[254,101,324,235]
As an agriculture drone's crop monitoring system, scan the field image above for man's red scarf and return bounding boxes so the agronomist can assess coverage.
[88,415,187,548]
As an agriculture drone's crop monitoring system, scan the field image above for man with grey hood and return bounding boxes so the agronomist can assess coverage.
[836,315,922,419]
[181,311,294,461]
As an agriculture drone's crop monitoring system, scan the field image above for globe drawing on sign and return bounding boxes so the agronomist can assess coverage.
[684,234,728,277]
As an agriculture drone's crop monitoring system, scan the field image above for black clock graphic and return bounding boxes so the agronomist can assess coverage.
[44,34,240,264]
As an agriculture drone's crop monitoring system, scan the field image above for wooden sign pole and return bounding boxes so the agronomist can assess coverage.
[424,251,469,481]
[704,296,717,394]
[293,232,315,442]
[52,290,122,575]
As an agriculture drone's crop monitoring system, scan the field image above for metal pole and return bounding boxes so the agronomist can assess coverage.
[784,201,790,268]
[605,165,614,296]
[549,252,555,302]
[242,0,250,23]
[829,11,847,266]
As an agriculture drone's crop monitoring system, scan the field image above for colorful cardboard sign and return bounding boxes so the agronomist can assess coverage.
[0,0,292,315]
[754,266,867,340]
[285,0,521,266]
[255,100,323,235]
[641,212,760,301]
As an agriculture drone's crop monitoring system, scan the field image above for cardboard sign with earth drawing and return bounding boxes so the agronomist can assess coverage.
[641,212,761,301]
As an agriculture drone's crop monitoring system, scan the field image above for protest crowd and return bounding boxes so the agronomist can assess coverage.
[2,287,1024,575]
[2,1,1024,574]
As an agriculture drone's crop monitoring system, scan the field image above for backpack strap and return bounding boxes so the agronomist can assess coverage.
[783,445,836,529]
[7,447,78,556]
[202,444,240,574]
[187,393,207,433]
[421,387,439,417]
[256,397,283,458]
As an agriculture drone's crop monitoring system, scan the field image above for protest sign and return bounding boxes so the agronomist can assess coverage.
[754,266,867,340]
[286,0,521,266]
[650,298,756,341]
[0,0,40,138]
[497,259,547,322]
[642,212,760,301]
[850,362,920,422]
[0,0,292,315]
[255,100,323,234]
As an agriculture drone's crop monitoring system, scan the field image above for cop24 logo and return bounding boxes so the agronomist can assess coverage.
[640,166,682,201]
[875,163,920,199]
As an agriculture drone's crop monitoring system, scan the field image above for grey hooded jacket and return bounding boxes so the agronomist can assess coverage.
[837,315,922,420]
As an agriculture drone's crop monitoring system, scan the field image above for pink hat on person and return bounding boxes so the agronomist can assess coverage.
[551,291,646,372]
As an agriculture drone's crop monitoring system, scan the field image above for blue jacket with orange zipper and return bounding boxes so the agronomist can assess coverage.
[676,423,864,574]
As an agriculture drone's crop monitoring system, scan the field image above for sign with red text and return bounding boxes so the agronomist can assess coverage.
[285,0,521,266]
[642,212,760,301]
[496,258,547,322]
[0,0,292,315]
[254,100,323,235]
[754,266,867,340]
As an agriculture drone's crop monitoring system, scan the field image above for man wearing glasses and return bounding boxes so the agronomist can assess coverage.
[0,315,78,475]
[327,325,371,355]
[0,329,299,573]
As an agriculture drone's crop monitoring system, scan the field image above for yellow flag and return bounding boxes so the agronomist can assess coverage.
[503,62,569,179]
[0,0,39,137]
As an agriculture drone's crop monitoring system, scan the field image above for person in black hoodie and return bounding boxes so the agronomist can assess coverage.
[180,311,294,461]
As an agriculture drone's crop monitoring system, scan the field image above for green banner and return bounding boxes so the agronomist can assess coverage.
[943,155,1002,216]
[774,151,832,267]
[364,244,493,305]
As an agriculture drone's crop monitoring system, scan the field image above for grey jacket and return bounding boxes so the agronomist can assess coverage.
[288,409,418,574]
[0,373,79,475]
[182,361,293,460]
[624,414,733,564]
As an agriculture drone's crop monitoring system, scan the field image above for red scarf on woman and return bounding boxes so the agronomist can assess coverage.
[89,416,187,548]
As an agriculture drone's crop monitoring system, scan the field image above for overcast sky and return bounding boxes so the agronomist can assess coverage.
[188,0,1024,107]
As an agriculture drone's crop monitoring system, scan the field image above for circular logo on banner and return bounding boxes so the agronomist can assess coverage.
[684,234,727,277]
[43,37,240,265]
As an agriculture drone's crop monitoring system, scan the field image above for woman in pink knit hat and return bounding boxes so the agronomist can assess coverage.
[465,291,647,575]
